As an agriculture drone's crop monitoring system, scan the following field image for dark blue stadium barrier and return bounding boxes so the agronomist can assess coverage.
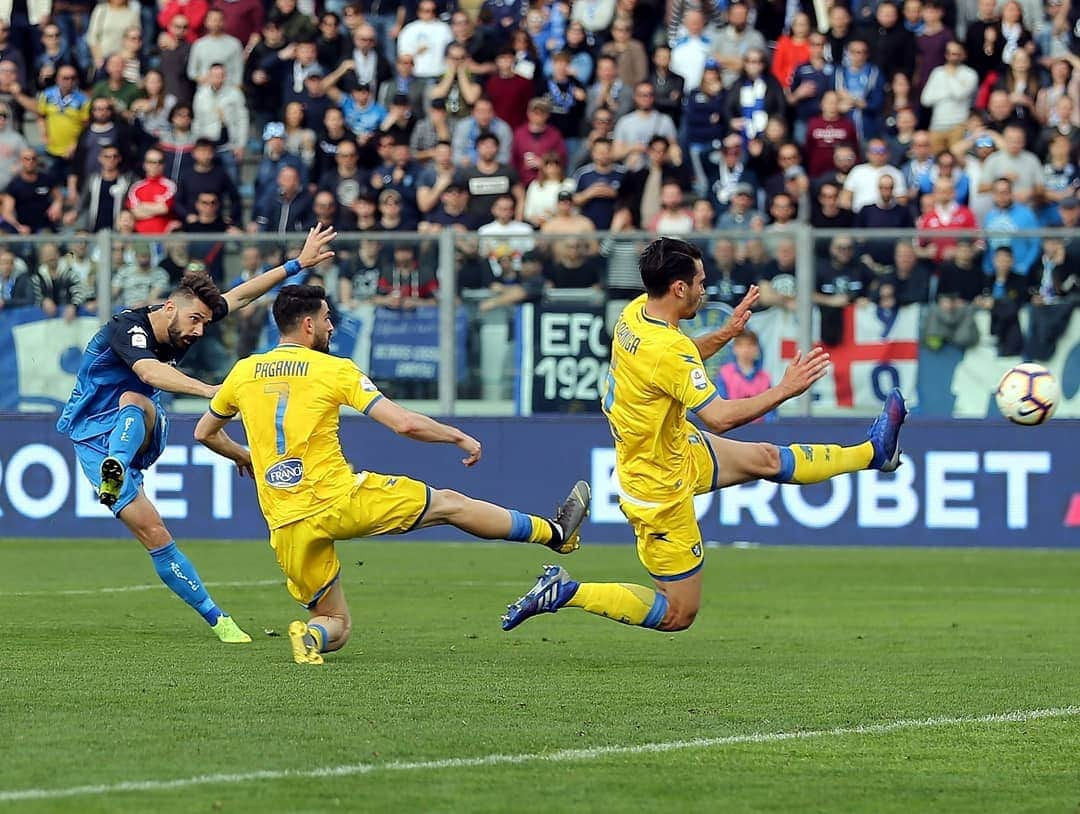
[1,414,1077,547]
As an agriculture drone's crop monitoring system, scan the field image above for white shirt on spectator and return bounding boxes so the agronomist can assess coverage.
[920,64,978,132]
[397,18,454,79]
[670,34,712,91]
[477,219,535,275]
[187,33,245,88]
[843,163,907,213]
[192,83,250,150]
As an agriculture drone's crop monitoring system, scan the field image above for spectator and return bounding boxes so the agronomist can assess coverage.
[385,50,441,124]
[981,176,1039,277]
[914,0,953,93]
[0,104,26,192]
[87,0,139,71]
[585,54,632,123]
[251,164,314,233]
[772,20,813,93]
[811,181,855,230]
[715,330,774,421]
[340,239,382,308]
[130,69,177,145]
[0,247,33,308]
[181,191,237,282]
[66,143,129,231]
[175,138,242,226]
[1026,237,1079,359]
[26,66,88,177]
[282,99,316,167]
[824,4,855,65]
[485,47,535,130]
[187,8,243,88]
[571,137,625,229]
[682,61,726,197]
[3,149,62,233]
[545,237,603,289]
[156,15,196,107]
[245,20,287,120]
[112,245,170,308]
[648,46,683,132]
[477,192,535,275]
[921,41,978,152]
[1040,134,1080,224]
[619,134,692,227]
[159,0,207,42]
[29,243,87,320]
[268,0,315,42]
[452,9,497,78]
[1034,59,1080,133]
[90,54,141,122]
[410,97,453,162]
[996,0,1034,67]
[523,152,573,228]
[211,0,263,51]
[477,248,546,311]
[0,62,28,135]
[370,139,422,222]
[544,50,588,152]
[951,128,1001,221]
[397,0,453,81]
[420,180,473,232]
[225,245,270,359]
[816,236,869,344]
[158,103,197,182]
[346,24,393,93]
[113,26,147,83]
[1035,95,1080,160]
[976,244,1028,355]
[646,181,693,233]
[316,12,349,69]
[191,62,248,185]
[916,176,977,262]
[886,106,919,167]
[452,96,513,166]
[323,67,389,147]
[601,17,648,89]
[717,182,765,251]
[311,189,355,233]
[725,49,784,143]
[711,133,759,213]
[127,148,179,234]
[511,98,567,188]
[253,121,306,203]
[887,241,932,303]
[991,47,1038,141]
[34,23,75,93]
[842,138,907,212]
[612,81,678,171]
[835,38,885,142]
[786,32,833,145]
[712,0,767,88]
[669,10,711,93]
[978,124,1043,204]
[541,187,596,237]
[804,90,860,181]
[425,40,481,123]
[901,130,938,199]
[963,0,1003,80]
[317,136,365,217]
[862,2,917,80]
[925,238,982,349]
[376,187,417,230]
[373,244,438,307]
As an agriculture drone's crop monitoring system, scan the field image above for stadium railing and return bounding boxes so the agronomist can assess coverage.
[0,227,1075,420]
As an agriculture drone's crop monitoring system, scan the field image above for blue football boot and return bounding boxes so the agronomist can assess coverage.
[866,388,907,472]
[501,565,579,631]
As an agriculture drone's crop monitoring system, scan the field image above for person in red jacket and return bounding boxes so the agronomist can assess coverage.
[127,148,180,234]
[915,175,977,263]
[158,0,208,41]
[510,98,568,188]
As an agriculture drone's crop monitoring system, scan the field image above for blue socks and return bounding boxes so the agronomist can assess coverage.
[149,541,223,625]
[108,404,147,468]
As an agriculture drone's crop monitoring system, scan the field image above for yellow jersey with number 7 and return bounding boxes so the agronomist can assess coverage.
[209,343,384,530]
[602,294,719,505]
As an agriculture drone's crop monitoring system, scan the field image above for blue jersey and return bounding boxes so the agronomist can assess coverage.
[56,306,209,441]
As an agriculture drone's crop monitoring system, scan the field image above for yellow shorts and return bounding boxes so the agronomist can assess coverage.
[620,427,717,582]
[269,471,431,607]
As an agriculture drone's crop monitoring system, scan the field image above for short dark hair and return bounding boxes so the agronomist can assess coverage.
[476,131,499,147]
[638,237,703,297]
[273,284,326,333]
[173,270,225,316]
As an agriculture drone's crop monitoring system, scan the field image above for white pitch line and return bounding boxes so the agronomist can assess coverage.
[0,579,280,598]
[1,706,1077,803]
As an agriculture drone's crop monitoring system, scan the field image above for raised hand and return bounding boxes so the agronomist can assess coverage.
[724,284,759,338]
[780,346,830,398]
[298,223,337,268]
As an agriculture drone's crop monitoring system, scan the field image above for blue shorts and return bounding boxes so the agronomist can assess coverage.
[72,409,169,516]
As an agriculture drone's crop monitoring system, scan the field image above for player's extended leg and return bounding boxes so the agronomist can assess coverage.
[289,581,352,665]
[416,480,591,555]
[706,388,908,488]
[99,392,157,507]
[117,493,252,644]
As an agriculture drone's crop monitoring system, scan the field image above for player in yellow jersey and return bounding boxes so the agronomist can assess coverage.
[194,284,590,664]
[501,236,907,633]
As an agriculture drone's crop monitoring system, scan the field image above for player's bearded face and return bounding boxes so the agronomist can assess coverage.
[312,303,333,353]
[168,302,212,349]
[680,266,707,318]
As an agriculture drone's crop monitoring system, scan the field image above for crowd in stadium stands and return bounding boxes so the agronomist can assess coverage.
[0,0,1075,362]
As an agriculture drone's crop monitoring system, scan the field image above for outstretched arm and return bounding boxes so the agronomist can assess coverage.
[193,411,254,477]
[132,358,219,398]
[691,285,759,361]
[222,223,337,313]
[695,346,830,434]
[367,397,482,467]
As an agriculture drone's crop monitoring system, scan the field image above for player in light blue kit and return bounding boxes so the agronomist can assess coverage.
[56,224,338,643]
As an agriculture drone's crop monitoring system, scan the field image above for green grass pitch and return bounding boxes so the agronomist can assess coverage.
[2,538,1079,813]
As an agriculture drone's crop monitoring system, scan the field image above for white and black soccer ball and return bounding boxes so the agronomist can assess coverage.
[994,363,1061,425]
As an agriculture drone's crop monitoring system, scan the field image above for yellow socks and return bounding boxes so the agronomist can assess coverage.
[775,442,874,484]
[566,582,668,628]
[507,510,558,545]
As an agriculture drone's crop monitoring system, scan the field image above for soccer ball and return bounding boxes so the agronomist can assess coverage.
[994,363,1060,425]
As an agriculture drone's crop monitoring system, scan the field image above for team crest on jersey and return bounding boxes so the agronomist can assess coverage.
[265,458,304,488]
[691,543,702,558]
[690,368,708,391]
[128,326,147,349]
